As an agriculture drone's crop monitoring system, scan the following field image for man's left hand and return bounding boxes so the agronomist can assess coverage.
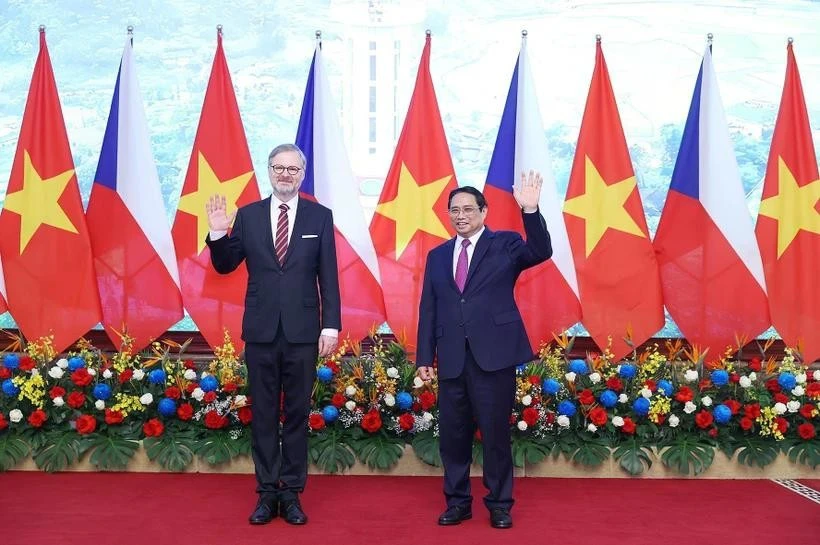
[318,334,338,358]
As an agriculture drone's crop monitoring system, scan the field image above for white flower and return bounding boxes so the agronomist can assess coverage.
[814,370,820,382]
[773,402,787,415]
[234,395,248,407]
[56,358,69,369]
[48,366,64,379]
[102,369,113,379]
[684,401,697,414]
[413,376,424,388]
[618,394,629,404]
[556,415,570,428]
[383,393,396,407]
[701,396,713,407]
[748,372,757,382]
[668,414,680,428]
[200,371,210,379]
[521,395,532,406]
[9,409,23,423]
[133,369,145,381]
[95,400,105,410]
[739,376,752,388]
[345,385,357,397]
[589,372,601,384]
[386,367,399,379]
[517,421,528,431]
[587,423,598,433]
[191,388,205,401]
[641,388,653,399]
[796,373,807,385]
[53,396,65,407]
[787,400,801,413]
[422,412,433,422]
[184,369,197,381]
[684,369,699,383]
[792,386,805,397]
[87,369,97,376]
[140,393,154,405]
[612,416,625,427]
[565,372,577,383]
[344,400,356,411]
[31,369,40,377]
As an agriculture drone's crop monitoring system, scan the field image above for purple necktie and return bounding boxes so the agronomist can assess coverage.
[455,239,470,292]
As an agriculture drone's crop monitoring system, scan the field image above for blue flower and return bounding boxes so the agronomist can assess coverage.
[657,380,673,397]
[516,363,527,373]
[619,364,637,379]
[200,375,219,392]
[542,378,561,395]
[68,356,85,371]
[3,354,19,370]
[713,404,732,425]
[322,405,339,423]
[93,383,112,401]
[599,389,618,408]
[568,359,588,375]
[148,369,167,385]
[632,397,650,416]
[158,398,177,417]
[778,372,796,391]
[711,370,729,387]
[396,392,413,411]
[2,378,19,397]
[557,400,576,417]
[316,366,334,383]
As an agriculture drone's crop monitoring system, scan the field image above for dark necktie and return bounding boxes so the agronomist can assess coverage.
[275,203,289,265]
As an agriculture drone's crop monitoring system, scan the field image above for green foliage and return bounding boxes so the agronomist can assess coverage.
[195,430,243,466]
[511,436,551,468]
[349,428,404,470]
[32,431,88,473]
[411,429,441,467]
[143,431,196,472]
[660,437,716,476]
[84,434,140,471]
[613,438,654,476]
[0,432,30,471]
[722,436,781,469]
[309,428,356,474]
[786,440,820,469]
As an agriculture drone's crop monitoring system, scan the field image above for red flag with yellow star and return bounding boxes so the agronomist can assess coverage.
[755,42,820,364]
[0,29,101,352]
[563,40,663,359]
[171,31,259,350]
[369,33,457,348]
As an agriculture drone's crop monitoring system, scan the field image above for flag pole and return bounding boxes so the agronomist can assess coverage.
[521,29,527,45]
[217,24,222,36]
[596,34,601,44]
[127,24,133,46]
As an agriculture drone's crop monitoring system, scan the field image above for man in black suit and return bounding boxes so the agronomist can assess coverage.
[416,171,551,529]
[206,143,341,526]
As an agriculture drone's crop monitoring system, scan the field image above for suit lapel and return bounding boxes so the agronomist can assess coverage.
[259,197,279,266]
[283,198,309,266]
[464,228,493,291]
[442,238,459,292]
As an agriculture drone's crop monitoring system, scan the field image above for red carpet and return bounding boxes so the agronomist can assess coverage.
[1,473,817,545]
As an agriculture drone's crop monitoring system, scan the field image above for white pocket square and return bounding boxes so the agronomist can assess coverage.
[301,234,318,238]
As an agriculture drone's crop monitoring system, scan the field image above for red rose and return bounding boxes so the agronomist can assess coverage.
[695,410,714,429]
[143,418,164,437]
[748,357,762,372]
[589,407,608,427]
[71,368,93,387]
[798,423,816,440]
[164,386,181,400]
[398,412,415,431]
[744,403,761,419]
[528,375,541,386]
[723,399,742,415]
[67,391,86,409]
[546,412,555,424]
[775,417,788,434]
[708,428,718,438]
[0,367,10,380]
[419,391,436,411]
[774,393,789,404]
[739,417,754,431]
[412,402,421,412]
[75,414,97,435]
[204,410,228,429]
[606,376,623,392]
[0,413,8,430]
[183,359,196,370]
[331,393,345,408]
[698,379,712,391]
[765,378,781,393]
[18,356,35,372]
[800,404,816,419]
[185,383,197,394]
[729,373,740,384]
[49,386,66,399]
[238,406,252,425]
[621,417,636,435]
[104,409,124,425]
[118,368,133,384]
[309,413,325,431]
[27,409,47,428]
[578,389,595,405]
[177,403,194,421]
[644,379,657,392]
[223,382,237,393]
[474,429,482,441]
[522,407,539,427]
[806,382,820,400]
[675,386,694,403]
[203,391,217,403]
[360,409,382,433]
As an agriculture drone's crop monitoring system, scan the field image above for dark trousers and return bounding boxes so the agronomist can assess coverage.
[438,342,516,511]
[245,326,317,502]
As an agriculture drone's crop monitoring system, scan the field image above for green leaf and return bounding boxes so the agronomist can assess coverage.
[195,430,242,466]
[351,430,404,470]
[309,428,356,474]
[472,440,483,467]
[32,431,85,473]
[730,436,781,469]
[84,434,140,471]
[660,437,715,476]
[786,440,820,469]
[612,438,654,476]
[511,436,550,468]
[144,432,196,472]
[0,432,30,471]
[570,434,609,467]
[411,430,441,467]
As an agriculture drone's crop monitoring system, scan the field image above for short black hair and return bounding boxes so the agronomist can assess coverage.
[447,186,487,210]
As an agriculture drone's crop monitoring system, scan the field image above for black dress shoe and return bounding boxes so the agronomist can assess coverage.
[438,504,472,526]
[489,508,512,529]
[280,500,308,525]
[248,500,277,525]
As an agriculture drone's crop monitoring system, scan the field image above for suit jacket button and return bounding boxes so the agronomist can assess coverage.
[460,298,465,303]
[459,323,464,327]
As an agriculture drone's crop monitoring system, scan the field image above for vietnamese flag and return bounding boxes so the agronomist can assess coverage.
[755,41,820,364]
[369,33,457,349]
[171,29,259,350]
[563,39,663,359]
[0,28,101,352]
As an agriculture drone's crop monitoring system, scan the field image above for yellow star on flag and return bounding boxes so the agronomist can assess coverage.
[563,156,646,257]
[177,152,253,254]
[758,157,820,258]
[3,150,78,254]
[375,162,451,258]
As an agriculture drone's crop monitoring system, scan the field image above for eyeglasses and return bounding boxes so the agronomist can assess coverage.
[448,206,481,217]
[269,164,302,175]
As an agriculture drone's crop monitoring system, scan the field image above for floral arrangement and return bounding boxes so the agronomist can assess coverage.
[0,329,818,475]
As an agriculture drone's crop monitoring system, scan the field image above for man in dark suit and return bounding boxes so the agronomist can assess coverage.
[416,171,551,529]
[206,143,341,526]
